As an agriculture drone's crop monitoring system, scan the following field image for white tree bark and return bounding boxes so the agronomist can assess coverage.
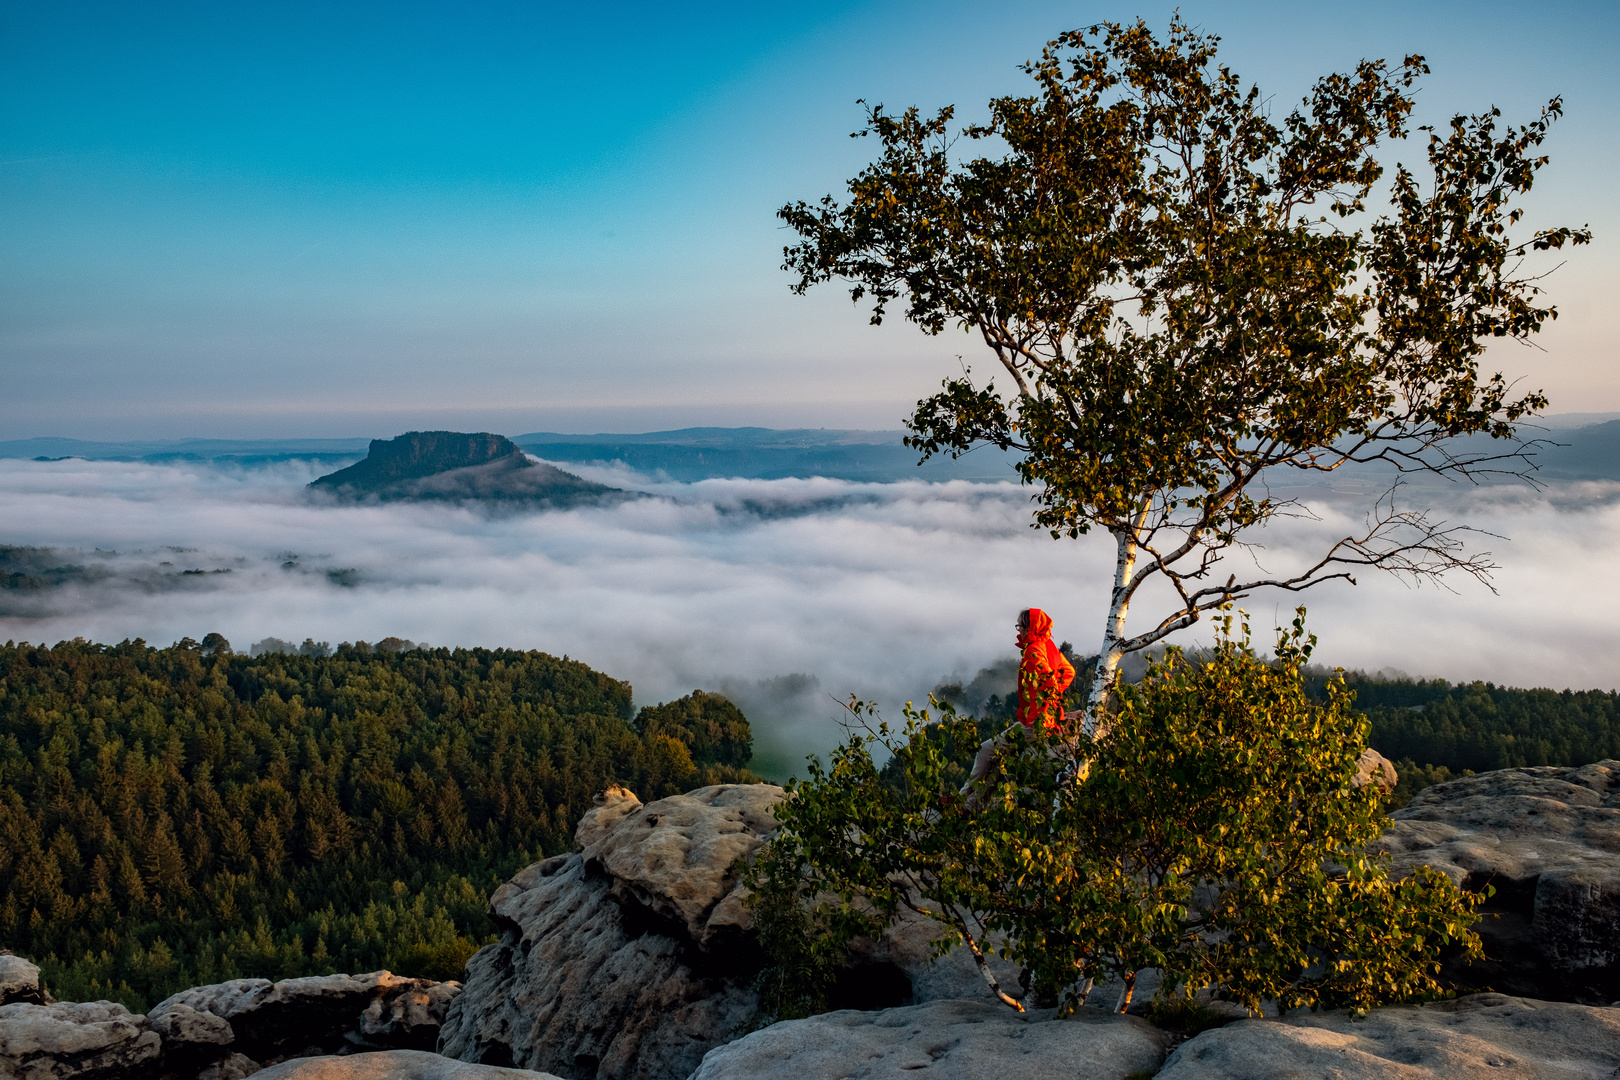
[1081,515,1144,740]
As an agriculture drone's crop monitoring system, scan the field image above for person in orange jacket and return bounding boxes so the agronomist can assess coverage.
[961,608,1076,800]
[1013,607,1075,732]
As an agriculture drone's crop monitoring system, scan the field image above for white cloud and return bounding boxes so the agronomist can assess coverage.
[2,458,1616,778]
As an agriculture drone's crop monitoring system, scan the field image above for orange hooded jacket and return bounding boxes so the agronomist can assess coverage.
[1016,608,1075,731]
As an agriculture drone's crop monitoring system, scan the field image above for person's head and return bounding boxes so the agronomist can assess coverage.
[1017,609,1032,634]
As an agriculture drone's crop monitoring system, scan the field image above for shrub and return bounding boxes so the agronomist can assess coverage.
[749,612,1482,1018]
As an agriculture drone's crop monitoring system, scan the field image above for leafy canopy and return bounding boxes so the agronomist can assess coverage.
[781,17,1589,655]
[749,613,1482,1017]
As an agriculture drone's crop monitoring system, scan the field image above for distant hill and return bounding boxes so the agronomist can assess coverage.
[1526,419,1620,481]
[309,431,623,506]
[6,418,1615,485]
[0,435,370,467]
[515,427,1020,482]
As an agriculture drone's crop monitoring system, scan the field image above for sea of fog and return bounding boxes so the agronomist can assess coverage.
[3,456,1617,778]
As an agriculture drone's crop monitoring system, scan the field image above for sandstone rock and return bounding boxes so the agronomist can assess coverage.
[1157,992,1620,1079]
[357,980,463,1050]
[578,783,785,948]
[252,1048,562,1078]
[0,954,48,1007]
[1375,760,1620,1002]
[148,1000,236,1046]
[849,904,1023,1007]
[0,1000,162,1079]
[1355,747,1398,793]
[437,851,760,1080]
[688,998,1169,1080]
[150,969,462,1069]
[198,1051,263,1080]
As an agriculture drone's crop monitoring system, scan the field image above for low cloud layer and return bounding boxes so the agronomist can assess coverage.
[3,458,1617,778]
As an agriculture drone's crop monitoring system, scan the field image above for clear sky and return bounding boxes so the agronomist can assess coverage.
[3,0,1616,440]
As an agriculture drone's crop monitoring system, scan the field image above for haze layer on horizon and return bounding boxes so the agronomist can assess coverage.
[2,0,1616,441]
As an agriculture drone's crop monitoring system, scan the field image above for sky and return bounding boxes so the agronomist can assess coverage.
[2,0,1617,440]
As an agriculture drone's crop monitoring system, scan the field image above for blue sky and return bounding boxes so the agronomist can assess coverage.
[3,0,1616,439]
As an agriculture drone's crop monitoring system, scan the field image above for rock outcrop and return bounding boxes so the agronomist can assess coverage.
[0,954,49,1007]
[688,999,1169,1080]
[1156,992,1620,1079]
[441,782,1037,1080]
[438,785,782,1080]
[0,1000,162,1079]
[1374,760,1620,1003]
[576,783,782,950]
[1355,747,1398,792]
[251,1049,561,1079]
[0,969,462,1080]
[149,970,461,1073]
[308,431,622,507]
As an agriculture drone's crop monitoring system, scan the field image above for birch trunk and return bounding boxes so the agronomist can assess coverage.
[1080,522,1142,741]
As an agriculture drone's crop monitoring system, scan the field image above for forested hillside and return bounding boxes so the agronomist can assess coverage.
[1329,672,1620,799]
[0,638,756,1010]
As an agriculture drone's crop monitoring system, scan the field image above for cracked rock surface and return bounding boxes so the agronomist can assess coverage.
[1158,993,1620,1079]
[0,1000,162,1079]
[437,786,771,1080]
[687,999,1169,1080]
[1374,761,1620,1002]
[251,1048,562,1079]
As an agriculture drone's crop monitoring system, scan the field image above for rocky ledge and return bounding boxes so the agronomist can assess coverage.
[1374,759,1620,1003]
[9,761,1620,1080]
[437,782,1024,1080]
[0,970,462,1079]
[1,953,50,1007]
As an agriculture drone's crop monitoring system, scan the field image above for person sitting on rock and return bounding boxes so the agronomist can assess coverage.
[960,608,1075,803]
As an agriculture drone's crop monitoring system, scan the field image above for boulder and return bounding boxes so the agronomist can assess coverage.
[357,981,464,1050]
[688,998,1169,1080]
[251,1048,562,1079]
[436,849,761,1080]
[198,1052,264,1080]
[1374,760,1620,1002]
[1355,747,1398,793]
[578,783,785,949]
[148,1001,236,1046]
[150,970,462,1072]
[0,954,48,1007]
[0,1000,162,1079]
[444,780,1048,1080]
[1157,992,1620,1079]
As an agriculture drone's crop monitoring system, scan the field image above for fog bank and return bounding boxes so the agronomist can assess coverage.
[2,458,1615,778]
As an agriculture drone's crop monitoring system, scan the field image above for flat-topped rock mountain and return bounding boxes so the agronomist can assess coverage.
[310,431,623,507]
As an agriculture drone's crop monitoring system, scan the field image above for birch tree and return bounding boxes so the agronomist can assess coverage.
[780,17,1589,735]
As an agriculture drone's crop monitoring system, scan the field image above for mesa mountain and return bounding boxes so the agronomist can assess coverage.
[309,431,622,505]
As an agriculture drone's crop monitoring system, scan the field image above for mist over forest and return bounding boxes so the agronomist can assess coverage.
[3,437,1619,776]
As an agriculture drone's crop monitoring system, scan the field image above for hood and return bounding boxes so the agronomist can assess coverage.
[1022,608,1054,643]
